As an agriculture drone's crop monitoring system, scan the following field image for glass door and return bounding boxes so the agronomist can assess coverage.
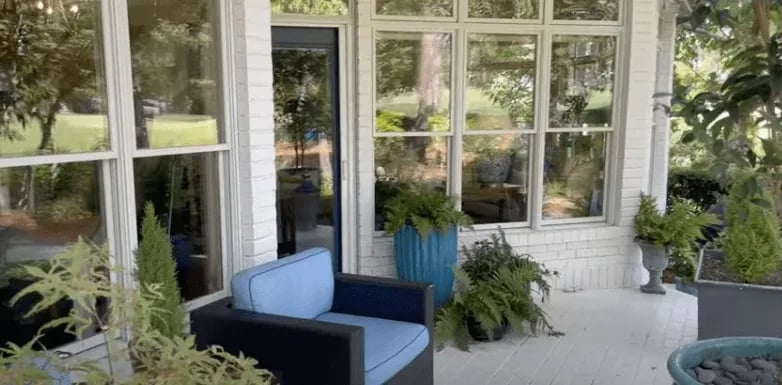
[272,27,341,272]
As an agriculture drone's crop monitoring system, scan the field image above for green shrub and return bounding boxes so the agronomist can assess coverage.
[634,193,717,250]
[723,174,782,284]
[136,202,186,339]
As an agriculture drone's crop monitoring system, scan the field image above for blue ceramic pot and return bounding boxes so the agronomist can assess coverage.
[394,225,458,307]
[668,337,782,385]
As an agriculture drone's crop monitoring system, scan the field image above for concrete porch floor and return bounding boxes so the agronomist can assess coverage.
[434,285,697,385]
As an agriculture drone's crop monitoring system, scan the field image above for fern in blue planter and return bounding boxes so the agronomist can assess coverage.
[385,188,472,307]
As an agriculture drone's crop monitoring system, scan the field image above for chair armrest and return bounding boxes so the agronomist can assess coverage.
[191,298,365,385]
[332,273,434,330]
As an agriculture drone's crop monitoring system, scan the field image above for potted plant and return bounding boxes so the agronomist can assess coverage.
[385,187,472,307]
[434,230,557,351]
[0,239,275,384]
[696,172,782,339]
[634,193,718,294]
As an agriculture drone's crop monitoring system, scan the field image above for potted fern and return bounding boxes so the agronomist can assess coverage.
[385,188,472,307]
[435,230,557,351]
[634,194,717,295]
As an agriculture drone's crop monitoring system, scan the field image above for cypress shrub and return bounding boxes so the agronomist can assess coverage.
[136,202,186,338]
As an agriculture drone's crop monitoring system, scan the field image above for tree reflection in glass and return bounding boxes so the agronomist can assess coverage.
[468,0,539,19]
[553,0,618,21]
[549,35,616,128]
[376,0,453,17]
[543,132,607,219]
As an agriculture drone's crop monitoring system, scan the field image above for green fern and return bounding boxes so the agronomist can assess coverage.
[435,230,557,351]
[384,187,472,237]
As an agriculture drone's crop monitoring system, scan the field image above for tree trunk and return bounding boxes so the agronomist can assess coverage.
[134,89,150,148]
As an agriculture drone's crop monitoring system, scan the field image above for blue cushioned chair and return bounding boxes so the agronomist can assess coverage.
[192,248,434,385]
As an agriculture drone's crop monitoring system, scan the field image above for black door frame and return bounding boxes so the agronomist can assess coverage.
[271,27,342,271]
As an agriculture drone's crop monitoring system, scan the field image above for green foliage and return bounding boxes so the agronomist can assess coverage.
[0,239,275,384]
[376,111,406,133]
[681,33,782,174]
[668,168,727,211]
[634,193,719,251]
[136,202,186,339]
[271,0,349,15]
[723,173,782,284]
[383,187,472,238]
[435,230,556,351]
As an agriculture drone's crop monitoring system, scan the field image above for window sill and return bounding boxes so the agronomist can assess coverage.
[373,220,619,239]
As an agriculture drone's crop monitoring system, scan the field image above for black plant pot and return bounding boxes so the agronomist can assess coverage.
[467,316,509,342]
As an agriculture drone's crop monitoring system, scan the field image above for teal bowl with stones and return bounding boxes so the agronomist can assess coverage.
[668,337,782,385]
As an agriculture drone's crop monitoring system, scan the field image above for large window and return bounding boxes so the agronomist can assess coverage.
[0,0,230,352]
[373,0,621,229]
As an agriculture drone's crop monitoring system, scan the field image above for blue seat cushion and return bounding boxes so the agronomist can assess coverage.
[316,312,429,385]
[231,248,334,319]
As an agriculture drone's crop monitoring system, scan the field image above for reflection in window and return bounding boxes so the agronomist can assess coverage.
[468,0,539,19]
[0,162,106,349]
[462,135,530,224]
[134,153,222,300]
[0,1,108,157]
[553,0,619,21]
[543,132,606,220]
[128,0,222,149]
[272,0,349,15]
[549,36,616,128]
[467,34,536,131]
[375,32,452,133]
[376,0,453,17]
[374,137,448,230]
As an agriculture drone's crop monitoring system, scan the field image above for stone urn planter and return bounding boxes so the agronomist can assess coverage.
[668,337,782,385]
[638,240,668,295]
[696,250,782,340]
[477,154,511,185]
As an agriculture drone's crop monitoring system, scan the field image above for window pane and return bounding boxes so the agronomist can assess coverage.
[553,0,619,21]
[543,132,606,220]
[0,1,108,158]
[376,0,453,17]
[128,0,222,149]
[468,0,539,19]
[467,34,536,131]
[374,136,448,230]
[0,162,106,349]
[134,153,223,300]
[549,36,616,128]
[272,0,349,15]
[375,32,451,133]
[462,135,530,224]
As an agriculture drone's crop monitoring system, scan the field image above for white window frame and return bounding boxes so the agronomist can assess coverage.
[370,0,625,233]
[0,0,239,354]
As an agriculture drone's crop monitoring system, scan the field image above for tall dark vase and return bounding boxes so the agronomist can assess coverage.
[394,225,458,307]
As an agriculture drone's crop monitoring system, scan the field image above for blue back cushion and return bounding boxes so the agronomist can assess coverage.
[232,248,334,319]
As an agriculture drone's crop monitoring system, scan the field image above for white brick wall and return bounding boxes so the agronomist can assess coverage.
[233,0,278,269]
[354,0,662,291]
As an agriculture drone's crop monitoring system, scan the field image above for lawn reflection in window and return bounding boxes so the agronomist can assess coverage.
[543,132,606,220]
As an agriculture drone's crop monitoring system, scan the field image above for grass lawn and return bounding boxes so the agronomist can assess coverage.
[378,88,613,130]
[0,113,218,157]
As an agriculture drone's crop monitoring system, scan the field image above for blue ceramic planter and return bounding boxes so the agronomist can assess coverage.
[394,225,458,307]
[668,337,782,385]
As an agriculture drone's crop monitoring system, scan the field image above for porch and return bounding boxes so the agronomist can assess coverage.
[435,286,697,385]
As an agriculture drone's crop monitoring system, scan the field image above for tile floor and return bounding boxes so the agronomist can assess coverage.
[434,285,697,385]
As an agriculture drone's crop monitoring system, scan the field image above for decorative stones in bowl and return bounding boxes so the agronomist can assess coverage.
[669,337,782,385]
